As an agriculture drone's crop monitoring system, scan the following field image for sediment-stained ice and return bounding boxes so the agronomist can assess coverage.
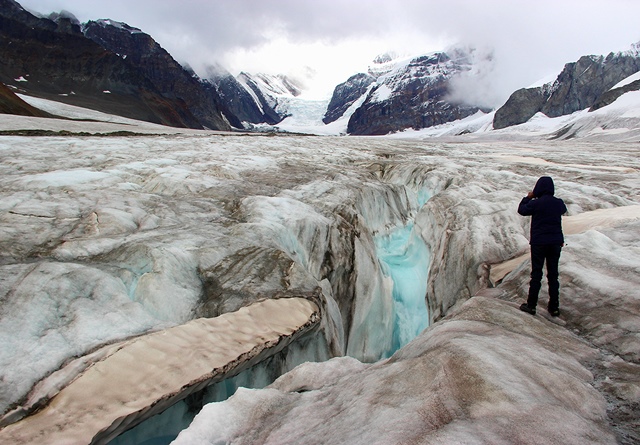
[0,297,319,444]
[173,297,617,445]
[0,111,638,443]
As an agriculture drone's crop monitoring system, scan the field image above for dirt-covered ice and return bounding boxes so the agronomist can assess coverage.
[0,112,638,443]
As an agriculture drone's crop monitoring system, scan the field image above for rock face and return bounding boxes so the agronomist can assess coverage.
[590,78,640,111]
[492,85,551,130]
[0,82,52,117]
[237,72,303,120]
[323,73,375,124]
[346,50,489,135]
[83,19,239,130]
[494,47,640,129]
[0,0,233,130]
[208,66,283,126]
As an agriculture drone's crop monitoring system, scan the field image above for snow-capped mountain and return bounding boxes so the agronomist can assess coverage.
[322,73,375,125]
[318,43,640,137]
[237,72,303,117]
[82,18,240,130]
[494,44,640,129]
[207,68,306,128]
[3,0,640,139]
[325,48,493,135]
[206,65,281,126]
[0,0,315,132]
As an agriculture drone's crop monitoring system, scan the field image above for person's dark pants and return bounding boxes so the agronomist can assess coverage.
[527,244,562,310]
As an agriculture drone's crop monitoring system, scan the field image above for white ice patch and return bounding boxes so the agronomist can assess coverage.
[611,71,640,90]
[371,84,393,103]
[20,169,111,187]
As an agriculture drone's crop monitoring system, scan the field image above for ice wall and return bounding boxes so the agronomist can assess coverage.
[109,331,330,445]
[0,298,319,444]
[235,173,434,362]
[344,167,433,360]
[375,222,430,356]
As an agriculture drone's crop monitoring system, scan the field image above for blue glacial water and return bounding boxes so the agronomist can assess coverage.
[374,221,430,357]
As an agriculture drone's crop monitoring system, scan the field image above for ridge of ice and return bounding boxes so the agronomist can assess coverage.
[0,298,319,443]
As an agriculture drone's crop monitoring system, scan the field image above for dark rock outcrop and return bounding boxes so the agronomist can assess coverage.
[0,0,235,130]
[323,73,375,124]
[235,72,302,122]
[494,49,640,129]
[347,51,487,135]
[589,78,640,111]
[493,86,550,130]
[83,20,239,130]
[0,82,53,117]
[207,66,282,126]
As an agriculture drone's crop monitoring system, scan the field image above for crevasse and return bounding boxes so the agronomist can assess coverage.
[108,184,432,444]
[374,221,430,357]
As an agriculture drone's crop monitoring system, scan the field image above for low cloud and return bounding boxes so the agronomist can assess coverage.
[19,0,640,103]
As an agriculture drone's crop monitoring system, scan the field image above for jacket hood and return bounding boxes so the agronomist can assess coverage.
[533,176,555,197]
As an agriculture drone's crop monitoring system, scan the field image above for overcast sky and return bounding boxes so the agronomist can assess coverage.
[17,0,640,104]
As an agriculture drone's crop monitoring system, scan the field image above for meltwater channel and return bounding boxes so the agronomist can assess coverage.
[109,217,431,445]
[374,221,430,357]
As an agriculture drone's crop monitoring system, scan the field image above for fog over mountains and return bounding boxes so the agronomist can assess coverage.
[2,0,640,136]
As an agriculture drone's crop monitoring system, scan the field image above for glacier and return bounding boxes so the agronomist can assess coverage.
[0,98,639,444]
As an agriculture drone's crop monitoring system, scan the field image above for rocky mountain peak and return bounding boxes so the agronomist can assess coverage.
[323,73,375,124]
[241,73,303,98]
[47,10,80,26]
[206,66,284,126]
[0,0,55,30]
[346,48,487,135]
[87,18,143,34]
[372,52,397,65]
[83,19,159,60]
[494,44,640,129]
[0,1,238,130]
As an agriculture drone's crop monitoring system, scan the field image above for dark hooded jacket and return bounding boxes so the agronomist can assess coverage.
[518,176,567,245]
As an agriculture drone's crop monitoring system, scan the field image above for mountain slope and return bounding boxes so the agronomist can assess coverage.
[345,49,491,135]
[323,73,375,125]
[239,73,302,119]
[0,82,54,117]
[0,0,234,130]
[83,19,239,130]
[494,45,640,129]
[207,65,283,126]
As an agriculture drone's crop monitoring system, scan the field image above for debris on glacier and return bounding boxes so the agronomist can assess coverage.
[173,297,616,445]
[0,103,638,443]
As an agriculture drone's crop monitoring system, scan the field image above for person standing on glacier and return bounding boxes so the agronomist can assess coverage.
[517,176,567,317]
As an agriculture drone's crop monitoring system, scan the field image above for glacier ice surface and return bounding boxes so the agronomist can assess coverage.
[0,111,638,444]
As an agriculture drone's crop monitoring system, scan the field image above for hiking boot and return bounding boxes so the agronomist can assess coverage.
[519,303,536,315]
[547,307,560,317]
